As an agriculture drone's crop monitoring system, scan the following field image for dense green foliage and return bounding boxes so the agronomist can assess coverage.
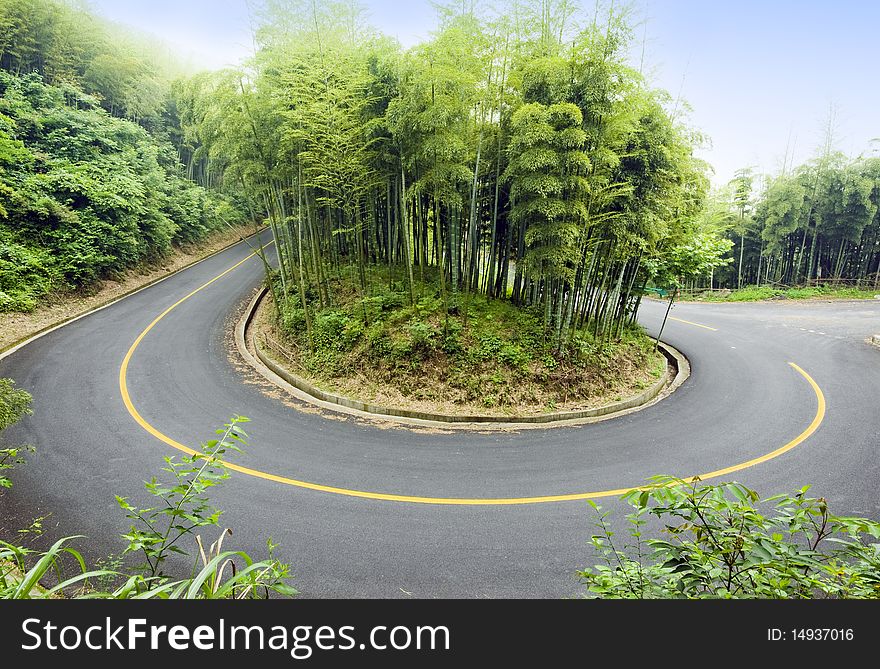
[275,271,665,411]
[117,417,249,578]
[0,375,29,431]
[0,377,31,488]
[0,1,244,313]
[0,0,181,125]
[581,477,880,599]
[178,0,728,356]
[707,154,880,291]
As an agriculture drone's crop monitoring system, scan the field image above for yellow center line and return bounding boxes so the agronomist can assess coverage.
[669,316,718,331]
[696,362,825,479]
[119,250,826,506]
[120,240,274,457]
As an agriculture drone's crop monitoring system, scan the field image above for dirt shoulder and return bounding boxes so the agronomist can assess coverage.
[1,224,259,353]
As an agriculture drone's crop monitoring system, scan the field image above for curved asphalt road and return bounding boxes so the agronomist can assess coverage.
[2,233,879,598]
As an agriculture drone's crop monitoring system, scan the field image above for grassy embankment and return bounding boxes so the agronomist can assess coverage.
[684,285,879,302]
[263,271,667,417]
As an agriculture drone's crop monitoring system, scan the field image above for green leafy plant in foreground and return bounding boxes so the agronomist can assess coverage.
[580,476,880,599]
[1,536,108,599]
[1,532,295,599]
[0,378,32,489]
[112,415,295,598]
[1,415,296,599]
[116,417,248,577]
[0,444,32,490]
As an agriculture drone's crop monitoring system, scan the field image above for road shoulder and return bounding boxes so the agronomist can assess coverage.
[1,225,261,356]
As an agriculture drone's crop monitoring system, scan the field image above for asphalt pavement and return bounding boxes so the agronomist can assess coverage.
[2,234,879,598]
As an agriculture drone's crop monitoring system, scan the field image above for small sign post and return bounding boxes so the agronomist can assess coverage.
[645,286,677,352]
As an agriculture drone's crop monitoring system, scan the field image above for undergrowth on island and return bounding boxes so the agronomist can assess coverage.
[272,270,665,414]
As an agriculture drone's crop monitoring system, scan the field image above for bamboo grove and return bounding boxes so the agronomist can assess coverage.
[177,1,717,349]
[720,154,880,290]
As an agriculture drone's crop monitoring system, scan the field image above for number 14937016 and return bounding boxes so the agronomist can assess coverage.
[768,628,854,641]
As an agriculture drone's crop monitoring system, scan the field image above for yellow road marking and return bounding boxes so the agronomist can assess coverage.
[120,251,826,506]
[120,240,274,451]
[670,316,718,331]
[695,362,825,479]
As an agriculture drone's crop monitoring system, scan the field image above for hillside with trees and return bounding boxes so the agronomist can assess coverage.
[688,122,880,297]
[720,153,880,291]
[0,0,735,409]
[0,0,243,313]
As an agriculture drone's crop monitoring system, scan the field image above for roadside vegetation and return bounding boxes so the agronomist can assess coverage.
[684,140,880,294]
[0,377,31,489]
[0,0,245,313]
[0,384,294,599]
[581,477,880,599]
[680,284,879,303]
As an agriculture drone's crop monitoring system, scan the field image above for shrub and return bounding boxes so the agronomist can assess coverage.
[280,303,307,334]
[341,317,365,349]
[475,333,503,361]
[498,342,530,368]
[405,320,438,354]
[0,378,32,489]
[414,295,442,316]
[0,237,61,311]
[312,311,351,351]
[364,320,390,356]
[440,320,462,354]
[2,416,296,599]
[580,477,880,599]
[0,71,244,311]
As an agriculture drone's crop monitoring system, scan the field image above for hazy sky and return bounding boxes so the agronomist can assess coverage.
[88,0,880,186]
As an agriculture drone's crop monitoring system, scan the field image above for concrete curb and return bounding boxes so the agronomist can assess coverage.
[235,287,690,430]
[0,227,264,362]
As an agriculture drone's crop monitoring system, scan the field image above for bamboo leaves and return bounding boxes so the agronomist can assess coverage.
[177,0,718,353]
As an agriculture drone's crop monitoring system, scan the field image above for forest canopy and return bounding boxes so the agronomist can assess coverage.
[172,0,722,353]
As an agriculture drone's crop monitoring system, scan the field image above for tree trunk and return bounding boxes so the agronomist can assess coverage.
[399,163,416,305]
